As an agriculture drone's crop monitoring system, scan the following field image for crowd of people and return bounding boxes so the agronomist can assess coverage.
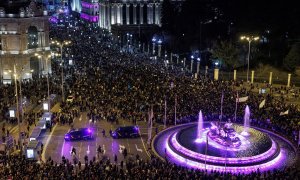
[0,14,300,178]
[1,154,299,179]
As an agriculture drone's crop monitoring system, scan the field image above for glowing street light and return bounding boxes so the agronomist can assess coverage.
[190,55,194,72]
[157,39,162,57]
[152,37,157,55]
[51,40,71,102]
[240,35,259,82]
[35,53,51,111]
[196,57,201,74]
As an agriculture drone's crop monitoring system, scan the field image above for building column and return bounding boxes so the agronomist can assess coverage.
[103,4,107,28]
[151,3,155,24]
[147,3,154,24]
[38,32,43,47]
[133,4,137,25]
[111,4,116,25]
[120,4,123,25]
[107,4,111,30]
[140,4,144,24]
[99,4,103,27]
[117,3,122,24]
[155,3,161,26]
[126,4,130,25]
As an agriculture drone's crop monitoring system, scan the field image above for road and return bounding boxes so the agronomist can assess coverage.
[41,111,151,163]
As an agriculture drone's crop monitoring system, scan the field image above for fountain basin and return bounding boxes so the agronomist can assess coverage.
[153,122,297,173]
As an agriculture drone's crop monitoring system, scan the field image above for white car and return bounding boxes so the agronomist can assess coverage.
[66,96,75,103]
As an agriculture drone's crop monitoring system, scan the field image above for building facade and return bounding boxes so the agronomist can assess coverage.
[80,0,99,23]
[0,1,51,84]
[98,0,162,30]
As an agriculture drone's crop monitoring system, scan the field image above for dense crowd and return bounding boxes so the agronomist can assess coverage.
[0,154,299,179]
[0,14,300,179]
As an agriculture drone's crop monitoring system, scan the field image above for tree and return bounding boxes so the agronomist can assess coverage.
[283,43,300,72]
[211,41,239,70]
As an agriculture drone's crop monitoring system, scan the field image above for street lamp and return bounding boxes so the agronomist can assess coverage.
[190,55,194,72]
[51,40,71,102]
[7,65,33,152]
[196,57,201,74]
[240,35,259,82]
[157,39,162,57]
[152,37,156,55]
[35,53,51,111]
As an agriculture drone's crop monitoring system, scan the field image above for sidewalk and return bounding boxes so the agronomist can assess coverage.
[0,103,61,145]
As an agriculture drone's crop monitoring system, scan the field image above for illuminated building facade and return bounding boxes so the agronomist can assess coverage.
[98,0,162,30]
[0,0,51,84]
[80,0,99,23]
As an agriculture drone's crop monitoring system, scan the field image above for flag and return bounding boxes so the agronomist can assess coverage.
[236,96,248,103]
[221,91,224,105]
[220,91,224,120]
[164,98,167,128]
[259,99,266,109]
[279,110,289,116]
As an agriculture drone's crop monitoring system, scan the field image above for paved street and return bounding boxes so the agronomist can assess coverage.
[41,111,152,163]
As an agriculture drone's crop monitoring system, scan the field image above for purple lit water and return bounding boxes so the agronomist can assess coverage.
[242,105,250,136]
[197,111,203,139]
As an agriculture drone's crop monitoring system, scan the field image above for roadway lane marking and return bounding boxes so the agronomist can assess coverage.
[10,126,18,134]
[103,144,106,154]
[135,144,143,153]
[79,142,82,159]
[140,134,150,157]
[69,146,73,155]
[61,128,70,157]
[86,145,90,154]
[122,118,131,153]
[42,124,58,162]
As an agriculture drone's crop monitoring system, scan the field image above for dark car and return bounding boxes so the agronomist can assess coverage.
[64,128,94,141]
[110,126,140,139]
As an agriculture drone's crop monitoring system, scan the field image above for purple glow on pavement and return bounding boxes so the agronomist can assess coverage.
[80,13,99,22]
[171,132,278,165]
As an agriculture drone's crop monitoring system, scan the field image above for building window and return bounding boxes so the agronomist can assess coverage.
[27,26,38,49]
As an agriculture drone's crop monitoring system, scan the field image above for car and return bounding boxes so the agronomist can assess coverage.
[64,128,94,141]
[66,95,75,103]
[110,126,140,139]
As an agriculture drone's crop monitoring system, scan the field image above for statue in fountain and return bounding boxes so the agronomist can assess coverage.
[208,122,242,148]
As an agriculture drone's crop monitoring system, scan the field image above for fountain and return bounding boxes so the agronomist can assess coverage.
[241,105,251,136]
[153,109,297,174]
[197,111,203,140]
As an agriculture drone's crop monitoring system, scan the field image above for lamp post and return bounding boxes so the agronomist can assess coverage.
[196,57,201,75]
[240,35,259,82]
[157,39,162,57]
[152,37,156,55]
[51,40,71,102]
[190,55,194,72]
[13,65,21,150]
[35,53,51,111]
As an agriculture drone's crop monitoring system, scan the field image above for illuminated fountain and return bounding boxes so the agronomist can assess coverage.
[241,105,251,136]
[153,111,297,174]
[196,111,203,142]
